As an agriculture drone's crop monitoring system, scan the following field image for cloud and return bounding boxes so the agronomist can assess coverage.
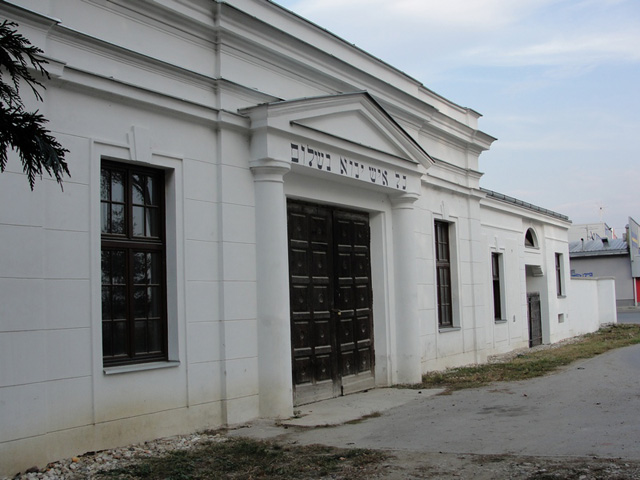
[289,0,555,31]
[466,31,640,68]
[281,0,640,75]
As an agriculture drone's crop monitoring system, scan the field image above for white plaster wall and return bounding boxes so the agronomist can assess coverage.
[480,215,530,356]
[567,278,617,335]
[552,238,571,341]
[570,255,634,306]
[416,181,486,371]
[480,199,612,351]
[597,278,618,325]
[0,3,265,470]
[0,76,251,472]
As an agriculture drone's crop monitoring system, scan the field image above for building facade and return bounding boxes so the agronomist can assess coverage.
[0,0,616,475]
[569,218,640,308]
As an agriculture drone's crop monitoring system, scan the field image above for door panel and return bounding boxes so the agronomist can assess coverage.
[528,292,542,347]
[333,210,375,393]
[288,203,339,404]
[288,201,374,406]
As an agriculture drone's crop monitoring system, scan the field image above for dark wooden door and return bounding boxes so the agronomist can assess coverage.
[333,210,375,395]
[287,201,374,406]
[527,292,542,347]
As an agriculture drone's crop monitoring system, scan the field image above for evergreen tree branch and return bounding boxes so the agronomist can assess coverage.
[0,20,69,190]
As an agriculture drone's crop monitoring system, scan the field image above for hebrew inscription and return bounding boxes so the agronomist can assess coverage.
[291,143,407,191]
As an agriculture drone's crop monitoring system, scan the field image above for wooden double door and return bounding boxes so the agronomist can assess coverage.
[287,201,375,406]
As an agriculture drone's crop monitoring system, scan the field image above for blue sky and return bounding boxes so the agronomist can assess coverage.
[275,0,640,236]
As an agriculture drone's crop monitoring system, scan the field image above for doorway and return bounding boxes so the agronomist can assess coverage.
[287,201,375,406]
[527,292,542,347]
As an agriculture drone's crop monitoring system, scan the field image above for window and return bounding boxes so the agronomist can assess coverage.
[525,228,538,248]
[491,252,503,320]
[435,220,453,328]
[555,252,564,296]
[101,160,167,366]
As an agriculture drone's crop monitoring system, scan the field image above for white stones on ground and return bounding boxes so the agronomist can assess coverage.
[5,432,228,480]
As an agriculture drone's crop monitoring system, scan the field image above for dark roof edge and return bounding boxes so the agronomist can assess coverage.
[570,250,628,258]
[480,188,570,222]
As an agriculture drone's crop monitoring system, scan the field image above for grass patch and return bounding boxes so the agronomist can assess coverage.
[419,324,640,393]
[97,437,385,480]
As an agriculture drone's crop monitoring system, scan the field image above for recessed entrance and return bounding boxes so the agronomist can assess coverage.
[287,200,375,406]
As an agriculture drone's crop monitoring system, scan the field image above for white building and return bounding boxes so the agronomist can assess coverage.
[0,0,616,475]
[569,222,615,242]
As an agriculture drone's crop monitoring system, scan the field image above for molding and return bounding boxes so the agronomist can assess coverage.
[480,196,572,228]
[481,188,570,223]
[219,2,495,153]
[390,192,420,208]
[83,0,217,46]
[52,65,221,125]
[49,25,215,93]
[103,361,180,375]
[429,157,483,179]
[0,1,62,28]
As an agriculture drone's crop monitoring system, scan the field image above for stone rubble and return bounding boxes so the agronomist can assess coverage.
[4,431,227,480]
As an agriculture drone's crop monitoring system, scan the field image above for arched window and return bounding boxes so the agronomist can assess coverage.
[525,228,538,248]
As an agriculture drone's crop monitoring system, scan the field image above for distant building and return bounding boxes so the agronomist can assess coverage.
[569,217,640,308]
[569,237,633,307]
[568,222,615,243]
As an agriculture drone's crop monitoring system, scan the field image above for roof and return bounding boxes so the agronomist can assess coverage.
[569,238,628,257]
[480,188,570,222]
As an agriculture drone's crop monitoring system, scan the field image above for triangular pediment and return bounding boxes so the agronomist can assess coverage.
[242,92,434,168]
[294,109,408,158]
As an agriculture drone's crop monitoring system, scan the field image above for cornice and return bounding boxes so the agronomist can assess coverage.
[83,0,217,46]
[0,1,61,28]
[218,2,496,152]
[480,192,571,227]
[50,26,216,92]
[50,64,221,125]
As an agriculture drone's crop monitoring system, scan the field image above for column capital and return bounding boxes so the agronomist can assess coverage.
[250,157,291,182]
[390,192,420,209]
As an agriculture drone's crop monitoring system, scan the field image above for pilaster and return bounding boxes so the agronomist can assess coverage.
[391,193,422,383]
[250,158,293,418]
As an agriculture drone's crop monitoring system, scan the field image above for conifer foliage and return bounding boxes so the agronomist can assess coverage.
[0,20,69,189]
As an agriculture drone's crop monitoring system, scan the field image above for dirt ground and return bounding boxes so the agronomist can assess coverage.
[351,450,640,479]
[8,429,640,479]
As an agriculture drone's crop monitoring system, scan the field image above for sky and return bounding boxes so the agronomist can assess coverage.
[274,0,640,236]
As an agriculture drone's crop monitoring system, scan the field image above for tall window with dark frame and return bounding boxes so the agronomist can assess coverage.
[435,220,453,328]
[491,252,502,320]
[555,252,563,296]
[101,160,167,366]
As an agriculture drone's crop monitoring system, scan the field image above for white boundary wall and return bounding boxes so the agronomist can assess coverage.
[568,277,618,336]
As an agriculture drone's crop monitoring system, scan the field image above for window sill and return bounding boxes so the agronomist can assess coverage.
[494,319,508,324]
[103,360,180,376]
[557,295,567,299]
[438,326,461,333]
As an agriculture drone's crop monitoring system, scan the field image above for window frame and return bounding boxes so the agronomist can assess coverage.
[555,252,565,297]
[101,159,168,367]
[491,252,506,322]
[435,220,454,328]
